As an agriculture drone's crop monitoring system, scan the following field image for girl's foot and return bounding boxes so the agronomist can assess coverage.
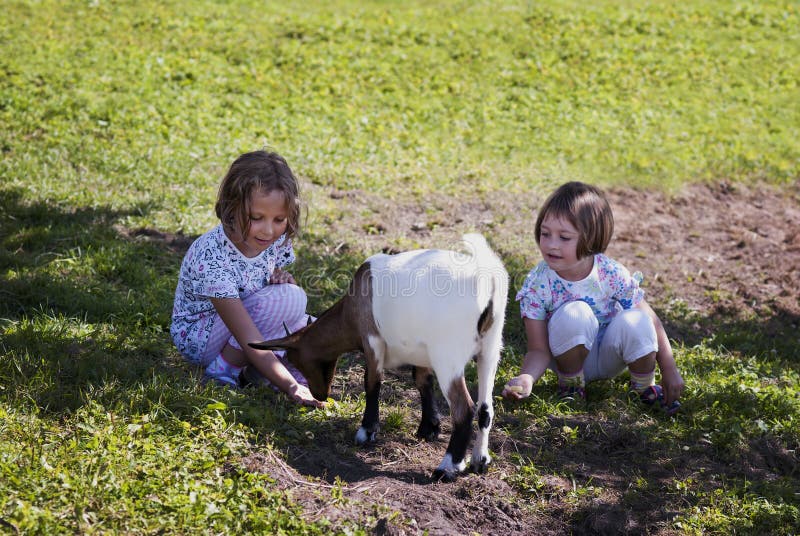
[502,374,534,400]
[203,353,243,388]
[632,384,681,416]
[557,384,586,403]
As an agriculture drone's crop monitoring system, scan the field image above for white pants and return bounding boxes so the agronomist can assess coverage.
[547,301,658,382]
[200,284,309,367]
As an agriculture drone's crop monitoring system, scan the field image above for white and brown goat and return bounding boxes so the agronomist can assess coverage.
[250,234,508,481]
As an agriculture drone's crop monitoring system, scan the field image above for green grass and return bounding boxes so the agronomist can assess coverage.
[496,339,800,534]
[2,1,798,232]
[1,0,799,533]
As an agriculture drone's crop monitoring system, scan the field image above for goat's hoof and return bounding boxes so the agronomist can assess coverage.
[471,455,491,474]
[355,427,378,446]
[415,420,441,442]
[432,454,466,482]
[431,468,459,482]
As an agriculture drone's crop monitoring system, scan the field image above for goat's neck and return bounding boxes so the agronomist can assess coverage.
[306,298,363,357]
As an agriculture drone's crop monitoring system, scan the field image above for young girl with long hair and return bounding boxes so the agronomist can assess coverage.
[171,150,321,407]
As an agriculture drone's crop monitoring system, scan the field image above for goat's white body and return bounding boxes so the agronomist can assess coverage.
[365,234,508,477]
[369,239,501,365]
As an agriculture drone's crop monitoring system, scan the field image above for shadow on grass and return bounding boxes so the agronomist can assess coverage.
[0,186,195,412]
[494,407,799,534]
[0,186,180,322]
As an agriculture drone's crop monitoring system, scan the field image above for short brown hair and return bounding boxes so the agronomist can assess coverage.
[215,151,301,242]
[535,182,614,258]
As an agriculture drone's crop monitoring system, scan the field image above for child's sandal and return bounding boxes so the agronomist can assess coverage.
[635,384,681,416]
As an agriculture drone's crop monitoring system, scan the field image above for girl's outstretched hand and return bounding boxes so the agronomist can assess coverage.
[502,374,534,400]
[660,366,685,406]
[270,269,296,285]
[288,383,325,408]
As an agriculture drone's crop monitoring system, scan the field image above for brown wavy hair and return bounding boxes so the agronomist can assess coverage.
[535,181,614,258]
[215,151,301,243]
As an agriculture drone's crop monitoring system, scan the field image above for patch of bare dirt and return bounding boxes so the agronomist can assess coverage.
[237,402,797,535]
[607,181,800,343]
[113,225,196,253]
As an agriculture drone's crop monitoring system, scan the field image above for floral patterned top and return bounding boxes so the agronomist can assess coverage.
[516,254,645,342]
[170,224,295,363]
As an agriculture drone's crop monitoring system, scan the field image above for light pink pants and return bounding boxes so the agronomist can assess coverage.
[200,284,310,378]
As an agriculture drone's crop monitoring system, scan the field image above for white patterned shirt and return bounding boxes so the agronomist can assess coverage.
[516,254,645,342]
[170,224,295,363]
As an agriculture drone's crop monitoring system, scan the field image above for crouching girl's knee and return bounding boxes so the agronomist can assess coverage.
[548,301,599,356]
[615,309,655,335]
[248,283,308,319]
[559,301,596,322]
[610,309,658,364]
[276,282,307,301]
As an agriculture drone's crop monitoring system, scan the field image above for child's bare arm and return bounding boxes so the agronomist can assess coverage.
[638,300,684,404]
[210,297,322,407]
[503,318,552,400]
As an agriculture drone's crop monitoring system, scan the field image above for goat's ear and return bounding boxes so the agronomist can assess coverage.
[249,321,313,350]
[248,334,298,351]
[248,341,284,350]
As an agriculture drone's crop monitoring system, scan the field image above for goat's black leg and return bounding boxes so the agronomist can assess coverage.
[412,366,441,441]
[356,341,384,445]
[432,376,475,482]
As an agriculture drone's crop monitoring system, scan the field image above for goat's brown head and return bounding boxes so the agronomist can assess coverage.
[249,325,339,401]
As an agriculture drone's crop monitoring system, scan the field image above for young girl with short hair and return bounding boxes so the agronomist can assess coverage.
[170,150,322,407]
[502,181,683,414]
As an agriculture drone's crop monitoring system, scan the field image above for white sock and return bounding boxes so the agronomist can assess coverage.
[205,353,243,380]
[630,369,656,394]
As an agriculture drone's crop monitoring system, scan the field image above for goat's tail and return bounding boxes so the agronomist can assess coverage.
[462,233,503,270]
[461,233,509,318]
